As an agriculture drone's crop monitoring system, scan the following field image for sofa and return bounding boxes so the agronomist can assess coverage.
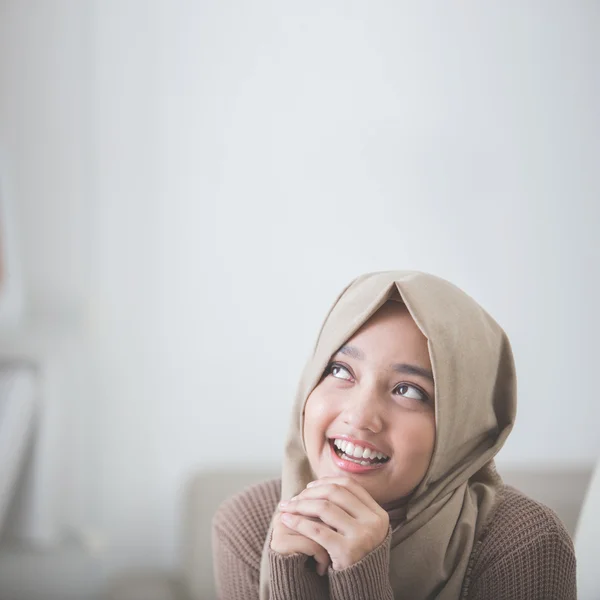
[105,465,594,600]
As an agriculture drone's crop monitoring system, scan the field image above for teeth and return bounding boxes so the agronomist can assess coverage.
[331,439,389,461]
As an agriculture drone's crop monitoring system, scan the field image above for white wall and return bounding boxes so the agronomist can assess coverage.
[0,0,94,545]
[0,0,92,318]
[1,0,599,576]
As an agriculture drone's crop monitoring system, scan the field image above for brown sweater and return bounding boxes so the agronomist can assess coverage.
[212,479,576,600]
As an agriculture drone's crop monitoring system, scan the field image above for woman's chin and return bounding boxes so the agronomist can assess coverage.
[310,453,340,480]
[312,464,334,479]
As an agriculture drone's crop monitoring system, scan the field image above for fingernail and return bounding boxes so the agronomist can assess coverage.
[306,481,316,488]
[279,501,288,507]
[281,513,293,525]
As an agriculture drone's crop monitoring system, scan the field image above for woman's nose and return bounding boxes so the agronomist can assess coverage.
[341,387,384,433]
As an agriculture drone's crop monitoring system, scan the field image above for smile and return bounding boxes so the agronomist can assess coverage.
[328,439,390,473]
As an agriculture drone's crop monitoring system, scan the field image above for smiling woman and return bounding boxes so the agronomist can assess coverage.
[212,271,576,600]
[303,302,436,506]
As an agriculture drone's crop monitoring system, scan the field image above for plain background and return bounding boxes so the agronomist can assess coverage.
[1,0,599,577]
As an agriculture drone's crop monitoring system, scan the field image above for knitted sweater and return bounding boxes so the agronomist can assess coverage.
[212,479,576,600]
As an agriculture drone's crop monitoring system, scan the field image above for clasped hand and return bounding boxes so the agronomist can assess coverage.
[270,476,389,575]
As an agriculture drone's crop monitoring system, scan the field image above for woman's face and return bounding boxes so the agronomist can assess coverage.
[303,301,436,505]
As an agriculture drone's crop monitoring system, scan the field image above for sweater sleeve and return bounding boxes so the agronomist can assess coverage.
[212,479,329,600]
[268,549,330,600]
[212,480,277,600]
[465,530,577,600]
[328,526,394,600]
[212,520,261,600]
[213,524,330,600]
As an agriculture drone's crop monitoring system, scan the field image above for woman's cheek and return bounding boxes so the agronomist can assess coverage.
[396,416,435,463]
[303,392,328,444]
[306,387,337,422]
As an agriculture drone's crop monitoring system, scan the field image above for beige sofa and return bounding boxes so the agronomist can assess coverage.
[105,465,593,600]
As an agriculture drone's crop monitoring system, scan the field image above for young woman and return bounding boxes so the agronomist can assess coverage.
[212,271,576,599]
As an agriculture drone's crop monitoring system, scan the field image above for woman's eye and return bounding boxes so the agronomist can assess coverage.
[329,364,353,381]
[395,384,426,402]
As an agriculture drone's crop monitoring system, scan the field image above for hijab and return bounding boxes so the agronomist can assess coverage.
[259,270,517,599]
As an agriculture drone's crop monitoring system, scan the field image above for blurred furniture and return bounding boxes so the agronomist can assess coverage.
[0,172,24,332]
[0,361,37,535]
[0,323,93,600]
[574,458,600,600]
[0,540,107,600]
[0,322,84,547]
[105,465,593,600]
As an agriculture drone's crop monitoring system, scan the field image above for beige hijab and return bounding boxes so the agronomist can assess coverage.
[259,270,517,599]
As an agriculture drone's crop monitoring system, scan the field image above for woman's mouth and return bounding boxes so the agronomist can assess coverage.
[328,438,390,473]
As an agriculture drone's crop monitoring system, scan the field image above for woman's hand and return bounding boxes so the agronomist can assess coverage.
[270,510,332,576]
[278,476,390,571]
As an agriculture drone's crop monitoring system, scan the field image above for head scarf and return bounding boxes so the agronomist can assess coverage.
[260,270,517,599]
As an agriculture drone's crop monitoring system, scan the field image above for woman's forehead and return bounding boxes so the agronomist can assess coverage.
[339,302,432,365]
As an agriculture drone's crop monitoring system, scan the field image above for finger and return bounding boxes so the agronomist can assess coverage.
[308,542,331,577]
[281,512,342,556]
[272,516,331,575]
[280,497,354,534]
[277,513,322,535]
[285,485,365,520]
[307,477,385,515]
[285,535,331,573]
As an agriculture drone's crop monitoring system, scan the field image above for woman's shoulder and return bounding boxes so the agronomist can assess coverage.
[465,484,576,595]
[479,484,573,553]
[212,478,281,552]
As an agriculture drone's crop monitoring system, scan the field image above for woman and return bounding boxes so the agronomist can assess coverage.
[212,271,576,599]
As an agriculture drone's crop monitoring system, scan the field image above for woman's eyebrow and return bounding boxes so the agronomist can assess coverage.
[337,345,434,383]
[337,344,365,360]
[391,363,434,383]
